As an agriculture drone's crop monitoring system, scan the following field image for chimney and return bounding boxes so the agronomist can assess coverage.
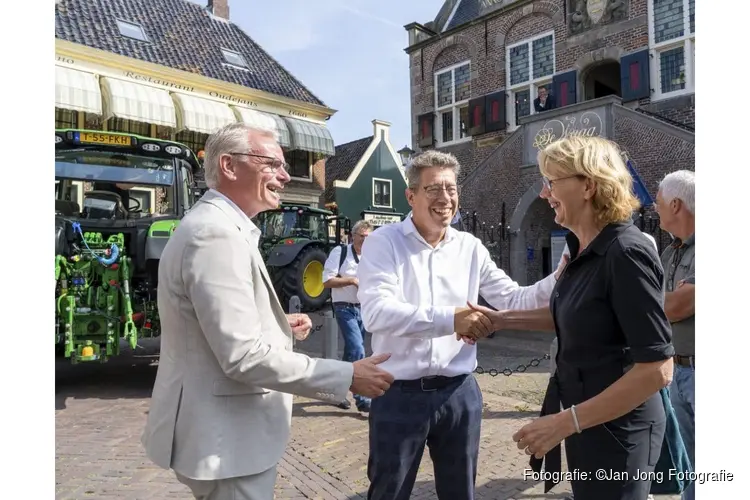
[207,0,229,20]
[372,119,391,142]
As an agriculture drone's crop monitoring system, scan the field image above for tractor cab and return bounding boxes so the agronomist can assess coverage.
[54,129,202,363]
[254,204,349,312]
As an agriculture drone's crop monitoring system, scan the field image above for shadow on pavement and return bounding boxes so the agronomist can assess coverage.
[345,478,572,500]
[55,341,160,410]
[292,401,369,421]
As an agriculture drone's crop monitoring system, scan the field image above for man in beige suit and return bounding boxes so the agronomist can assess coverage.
[142,122,394,500]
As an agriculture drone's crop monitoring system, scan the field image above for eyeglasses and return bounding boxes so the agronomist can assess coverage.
[417,184,459,199]
[228,152,289,173]
[541,175,584,190]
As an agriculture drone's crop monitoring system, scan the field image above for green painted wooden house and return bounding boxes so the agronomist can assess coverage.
[324,120,409,228]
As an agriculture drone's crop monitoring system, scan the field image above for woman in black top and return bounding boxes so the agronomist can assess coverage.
[469,136,674,499]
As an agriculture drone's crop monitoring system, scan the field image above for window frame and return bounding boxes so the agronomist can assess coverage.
[116,19,149,42]
[372,178,393,209]
[647,0,696,101]
[129,187,157,214]
[55,179,84,208]
[285,149,313,182]
[505,31,556,130]
[433,60,472,147]
[221,48,249,69]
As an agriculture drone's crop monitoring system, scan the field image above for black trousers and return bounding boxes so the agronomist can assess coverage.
[563,388,666,499]
[366,374,483,500]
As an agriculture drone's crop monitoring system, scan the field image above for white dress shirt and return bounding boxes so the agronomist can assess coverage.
[322,245,361,304]
[357,216,557,380]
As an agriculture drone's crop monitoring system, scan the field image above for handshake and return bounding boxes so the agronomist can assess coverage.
[454,302,504,345]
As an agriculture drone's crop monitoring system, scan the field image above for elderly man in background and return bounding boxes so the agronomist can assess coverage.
[357,150,564,500]
[655,169,696,500]
[141,122,394,500]
[323,219,375,412]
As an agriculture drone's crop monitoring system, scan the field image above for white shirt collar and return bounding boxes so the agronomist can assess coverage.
[208,188,261,238]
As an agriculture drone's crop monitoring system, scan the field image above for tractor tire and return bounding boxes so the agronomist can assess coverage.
[273,246,331,312]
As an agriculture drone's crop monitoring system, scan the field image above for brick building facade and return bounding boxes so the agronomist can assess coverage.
[405,0,695,283]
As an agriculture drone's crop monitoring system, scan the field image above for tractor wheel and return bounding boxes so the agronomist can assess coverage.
[274,246,331,312]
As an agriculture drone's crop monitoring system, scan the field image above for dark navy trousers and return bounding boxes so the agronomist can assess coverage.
[366,373,483,500]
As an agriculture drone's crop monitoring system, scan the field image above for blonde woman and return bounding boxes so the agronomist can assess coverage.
[470,136,674,499]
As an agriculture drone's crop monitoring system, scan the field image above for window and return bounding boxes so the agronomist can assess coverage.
[176,130,208,156]
[506,32,555,129]
[434,61,471,145]
[221,48,248,68]
[116,20,148,42]
[55,109,77,129]
[129,188,155,214]
[648,0,695,100]
[286,150,311,179]
[107,118,151,137]
[55,180,83,208]
[373,178,392,208]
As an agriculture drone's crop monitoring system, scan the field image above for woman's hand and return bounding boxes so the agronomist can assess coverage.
[512,411,577,459]
[466,302,504,330]
[454,302,504,344]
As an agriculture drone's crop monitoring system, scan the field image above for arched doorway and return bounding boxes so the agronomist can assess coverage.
[508,181,559,285]
[583,61,621,101]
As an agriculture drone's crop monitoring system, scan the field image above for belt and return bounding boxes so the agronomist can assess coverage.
[674,355,694,367]
[332,302,360,307]
[393,374,466,392]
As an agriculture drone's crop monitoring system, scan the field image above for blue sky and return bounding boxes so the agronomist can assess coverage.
[189,0,444,150]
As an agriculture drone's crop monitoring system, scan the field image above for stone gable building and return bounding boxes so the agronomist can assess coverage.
[404,0,695,284]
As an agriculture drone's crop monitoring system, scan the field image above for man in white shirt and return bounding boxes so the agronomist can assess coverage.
[323,219,374,412]
[357,150,559,500]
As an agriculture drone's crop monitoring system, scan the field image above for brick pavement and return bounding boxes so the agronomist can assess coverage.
[55,336,678,500]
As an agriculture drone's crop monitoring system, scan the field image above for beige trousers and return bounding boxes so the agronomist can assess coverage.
[175,466,277,500]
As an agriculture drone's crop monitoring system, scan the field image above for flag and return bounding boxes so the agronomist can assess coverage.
[626,160,654,207]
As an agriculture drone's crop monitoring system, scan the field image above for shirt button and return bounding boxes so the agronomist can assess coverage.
[555,292,560,298]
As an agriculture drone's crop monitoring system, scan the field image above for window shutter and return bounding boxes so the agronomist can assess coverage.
[552,70,577,108]
[417,112,435,147]
[468,96,486,136]
[620,49,651,102]
[484,91,506,133]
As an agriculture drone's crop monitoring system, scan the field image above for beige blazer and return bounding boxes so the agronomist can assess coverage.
[141,190,353,481]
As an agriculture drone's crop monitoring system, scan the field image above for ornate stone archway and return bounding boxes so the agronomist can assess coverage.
[574,46,624,102]
[508,179,544,285]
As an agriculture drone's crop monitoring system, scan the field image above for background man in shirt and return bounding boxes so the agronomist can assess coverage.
[654,169,695,500]
[323,220,374,412]
[357,150,560,500]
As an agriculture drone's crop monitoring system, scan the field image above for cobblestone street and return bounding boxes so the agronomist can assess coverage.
[56,327,678,500]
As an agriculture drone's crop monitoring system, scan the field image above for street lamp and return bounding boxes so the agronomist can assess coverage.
[397,145,415,166]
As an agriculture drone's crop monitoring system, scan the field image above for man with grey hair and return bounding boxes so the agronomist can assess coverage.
[357,149,562,500]
[654,169,695,500]
[323,219,375,412]
[141,122,394,500]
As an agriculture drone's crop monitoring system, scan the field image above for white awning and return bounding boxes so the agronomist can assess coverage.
[100,77,176,128]
[55,66,102,115]
[284,117,335,156]
[172,93,237,134]
[233,107,292,148]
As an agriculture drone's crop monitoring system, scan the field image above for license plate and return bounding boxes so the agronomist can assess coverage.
[76,132,132,146]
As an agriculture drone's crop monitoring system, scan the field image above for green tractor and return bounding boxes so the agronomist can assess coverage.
[55,129,201,363]
[255,204,349,312]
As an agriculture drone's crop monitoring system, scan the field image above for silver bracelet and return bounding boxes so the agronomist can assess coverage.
[570,404,582,434]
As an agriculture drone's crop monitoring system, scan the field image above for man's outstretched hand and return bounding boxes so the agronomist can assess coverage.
[454,306,494,345]
[350,353,394,398]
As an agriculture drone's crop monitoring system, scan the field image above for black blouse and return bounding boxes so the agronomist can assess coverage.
[552,221,674,374]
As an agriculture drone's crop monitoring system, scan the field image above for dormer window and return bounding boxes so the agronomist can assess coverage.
[221,48,248,68]
[116,20,148,42]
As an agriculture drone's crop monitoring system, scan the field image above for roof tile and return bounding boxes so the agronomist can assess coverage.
[55,0,326,106]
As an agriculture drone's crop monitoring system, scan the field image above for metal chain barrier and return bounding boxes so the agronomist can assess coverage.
[474,354,550,377]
